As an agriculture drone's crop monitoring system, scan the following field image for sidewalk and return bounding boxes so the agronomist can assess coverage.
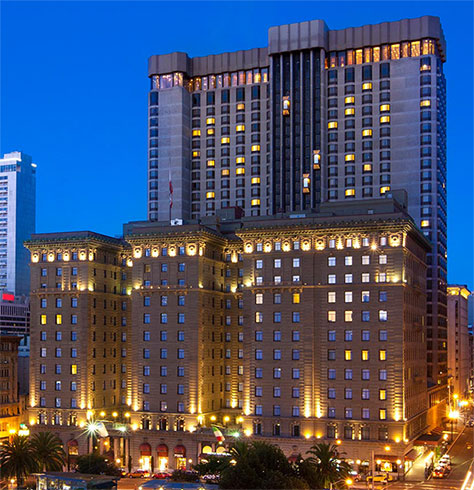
[405,452,430,482]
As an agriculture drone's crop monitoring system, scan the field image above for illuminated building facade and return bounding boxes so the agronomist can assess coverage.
[147,16,447,405]
[26,198,430,467]
[447,286,472,397]
[0,335,27,441]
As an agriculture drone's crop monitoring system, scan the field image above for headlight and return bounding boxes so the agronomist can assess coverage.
[138,487,143,490]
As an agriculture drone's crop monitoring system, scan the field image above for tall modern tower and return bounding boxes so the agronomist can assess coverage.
[0,151,37,296]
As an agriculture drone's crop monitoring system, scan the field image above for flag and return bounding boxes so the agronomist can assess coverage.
[169,169,173,209]
[212,426,225,442]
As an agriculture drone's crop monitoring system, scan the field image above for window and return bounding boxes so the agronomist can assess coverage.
[362,291,370,302]
[362,350,369,361]
[345,388,352,399]
[362,388,370,400]
[328,274,336,284]
[344,330,353,341]
[328,257,336,267]
[379,369,387,380]
[328,369,336,379]
[328,311,336,322]
[328,292,336,303]
[362,330,370,341]
[328,330,336,342]
[328,350,336,361]
[345,368,353,380]
[293,292,300,304]
[344,291,353,303]
[344,350,352,361]
[345,256,353,266]
[362,369,370,380]
[344,311,353,322]
[379,389,387,400]
[345,274,353,283]
[379,310,388,321]
[328,388,336,399]
[379,350,387,361]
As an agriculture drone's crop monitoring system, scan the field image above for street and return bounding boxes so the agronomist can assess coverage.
[353,426,474,490]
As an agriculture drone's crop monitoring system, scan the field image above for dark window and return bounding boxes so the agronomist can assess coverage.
[207,92,215,105]
[192,93,200,107]
[221,90,229,104]
[328,70,337,85]
[149,92,158,106]
[345,68,354,83]
[362,65,372,81]
[380,63,390,78]
[236,88,245,102]
[251,86,260,99]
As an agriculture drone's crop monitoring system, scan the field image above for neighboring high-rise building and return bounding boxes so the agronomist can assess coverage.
[0,293,30,337]
[26,198,431,469]
[0,151,37,296]
[147,14,447,407]
[447,285,472,397]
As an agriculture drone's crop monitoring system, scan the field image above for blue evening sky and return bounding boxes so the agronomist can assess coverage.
[1,1,473,289]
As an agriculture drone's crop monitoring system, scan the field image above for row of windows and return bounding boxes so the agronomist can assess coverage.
[327,310,388,322]
[325,40,436,68]
[329,349,387,361]
[41,298,78,308]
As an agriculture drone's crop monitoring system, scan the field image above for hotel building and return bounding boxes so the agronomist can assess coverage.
[26,198,431,468]
[147,15,447,407]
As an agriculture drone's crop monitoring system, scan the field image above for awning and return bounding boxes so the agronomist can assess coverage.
[375,455,399,463]
[140,443,152,456]
[174,445,186,457]
[157,444,168,457]
[404,449,420,461]
[414,432,443,446]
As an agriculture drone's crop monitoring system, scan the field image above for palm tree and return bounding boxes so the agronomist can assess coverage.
[306,442,352,489]
[30,432,66,472]
[0,435,38,487]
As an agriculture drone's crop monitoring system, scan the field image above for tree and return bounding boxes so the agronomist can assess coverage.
[193,454,231,477]
[305,442,352,489]
[219,440,307,489]
[0,435,38,487]
[30,432,66,472]
[76,453,121,476]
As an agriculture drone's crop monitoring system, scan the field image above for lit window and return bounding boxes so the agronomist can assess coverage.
[362,129,372,137]
[380,186,391,195]
[192,129,201,137]
[328,292,336,303]
[236,157,245,164]
[380,104,390,112]
[255,293,263,304]
[379,310,388,321]
[345,96,355,104]
[251,177,260,184]
[379,255,387,264]
[362,350,369,361]
[328,121,338,129]
[345,154,355,162]
[236,125,245,132]
[251,145,260,152]
[345,350,352,361]
[379,409,387,420]
[192,150,200,158]
[344,292,353,303]
[40,315,47,325]
[344,311,353,322]
[363,164,372,172]
[251,199,260,206]
[379,350,387,361]
[207,160,215,167]
[379,389,387,400]
[206,192,215,199]
[71,365,77,375]
[255,312,263,323]
[293,293,300,304]
[56,315,62,325]
[328,311,336,323]
[237,103,245,111]
[345,108,355,116]
[221,137,230,144]
[236,168,245,175]
[421,220,430,228]
[420,100,431,107]
[362,82,372,91]
[221,169,230,176]
[207,128,215,135]
[206,117,215,125]
[380,116,390,124]
[345,189,355,197]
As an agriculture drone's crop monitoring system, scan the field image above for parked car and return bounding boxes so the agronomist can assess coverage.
[432,467,446,478]
[128,470,150,478]
[366,474,388,484]
[152,472,172,479]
